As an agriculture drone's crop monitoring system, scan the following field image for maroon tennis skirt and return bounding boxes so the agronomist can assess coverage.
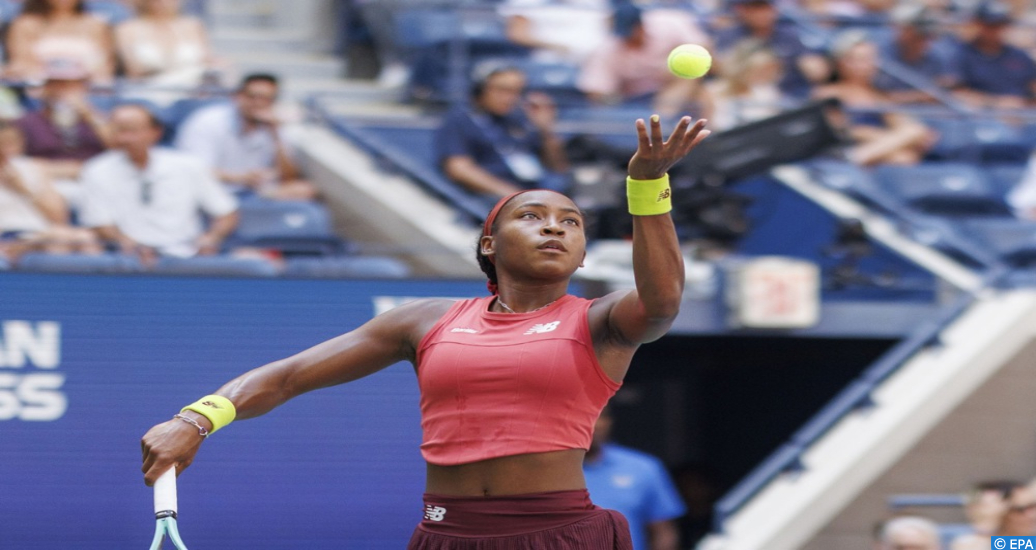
[406,489,633,550]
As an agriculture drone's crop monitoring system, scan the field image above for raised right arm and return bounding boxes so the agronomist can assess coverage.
[141,298,452,484]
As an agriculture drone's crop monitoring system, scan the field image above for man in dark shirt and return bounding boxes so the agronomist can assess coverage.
[434,64,569,203]
[952,1,1036,109]
[712,0,829,99]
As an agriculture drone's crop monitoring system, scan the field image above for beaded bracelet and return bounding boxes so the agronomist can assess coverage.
[173,413,209,438]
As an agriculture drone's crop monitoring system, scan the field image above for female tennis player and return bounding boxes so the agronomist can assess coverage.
[141,114,709,549]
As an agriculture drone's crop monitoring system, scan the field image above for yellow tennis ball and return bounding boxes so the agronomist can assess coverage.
[668,44,712,79]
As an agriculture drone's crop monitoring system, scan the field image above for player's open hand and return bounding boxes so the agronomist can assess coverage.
[628,115,710,181]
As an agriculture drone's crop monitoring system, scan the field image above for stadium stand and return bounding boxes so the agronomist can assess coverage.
[14,251,143,274]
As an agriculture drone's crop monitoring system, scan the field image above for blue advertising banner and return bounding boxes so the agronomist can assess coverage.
[0,273,487,549]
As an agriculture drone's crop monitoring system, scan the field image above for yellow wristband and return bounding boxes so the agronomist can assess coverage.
[181,395,236,434]
[627,174,672,216]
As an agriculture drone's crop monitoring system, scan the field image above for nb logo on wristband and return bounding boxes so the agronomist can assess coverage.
[657,188,671,202]
[424,505,447,522]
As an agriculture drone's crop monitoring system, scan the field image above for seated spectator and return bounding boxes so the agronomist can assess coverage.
[499,0,612,65]
[173,74,318,201]
[584,405,686,550]
[0,121,100,261]
[578,3,713,118]
[712,0,830,100]
[434,63,569,202]
[953,480,1036,549]
[5,0,116,83]
[707,38,788,131]
[16,58,110,205]
[79,103,239,262]
[813,30,936,166]
[115,0,224,106]
[873,2,958,104]
[951,1,1036,110]
[874,515,941,550]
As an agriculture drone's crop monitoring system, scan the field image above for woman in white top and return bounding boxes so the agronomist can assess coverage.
[5,0,116,83]
[115,0,221,105]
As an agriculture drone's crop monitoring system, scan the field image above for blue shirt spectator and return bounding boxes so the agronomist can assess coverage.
[871,4,957,103]
[713,0,827,99]
[434,64,569,200]
[951,1,1036,109]
[585,443,687,550]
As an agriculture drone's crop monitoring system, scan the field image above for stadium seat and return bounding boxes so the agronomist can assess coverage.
[518,59,586,107]
[283,256,412,279]
[924,118,1033,164]
[230,198,349,256]
[961,218,1036,267]
[15,253,143,274]
[872,163,1011,217]
[805,159,910,216]
[151,256,280,277]
[986,163,1028,200]
[0,256,9,271]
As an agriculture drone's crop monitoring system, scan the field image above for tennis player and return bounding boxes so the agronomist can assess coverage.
[141,114,710,549]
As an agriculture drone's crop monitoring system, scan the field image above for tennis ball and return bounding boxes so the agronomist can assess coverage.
[667,44,712,79]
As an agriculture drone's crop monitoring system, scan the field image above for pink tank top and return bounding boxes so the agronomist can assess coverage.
[416,294,621,465]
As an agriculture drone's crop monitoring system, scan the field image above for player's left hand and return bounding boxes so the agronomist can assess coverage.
[628,115,710,180]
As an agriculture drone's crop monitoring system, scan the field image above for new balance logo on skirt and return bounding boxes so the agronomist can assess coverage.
[424,505,446,522]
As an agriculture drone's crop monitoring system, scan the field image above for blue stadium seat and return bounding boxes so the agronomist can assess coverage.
[230,198,348,256]
[393,9,462,50]
[806,159,910,216]
[962,218,1036,267]
[15,253,143,274]
[872,163,1011,217]
[0,256,9,271]
[986,163,1028,200]
[151,256,280,277]
[283,256,412,279]
[160,97,230,145]
[517,59,586,107]
[924,118,1033,164]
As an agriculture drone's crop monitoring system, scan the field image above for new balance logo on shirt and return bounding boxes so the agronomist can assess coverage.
[524,321,560,335]
[424,505,446,522]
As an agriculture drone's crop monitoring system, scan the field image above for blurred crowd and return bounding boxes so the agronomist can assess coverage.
[0,0,321,270]
[336,0,1036,227]
[874,478,1036,550]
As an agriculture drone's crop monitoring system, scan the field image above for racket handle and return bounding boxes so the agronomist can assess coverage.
[154,466,178,517]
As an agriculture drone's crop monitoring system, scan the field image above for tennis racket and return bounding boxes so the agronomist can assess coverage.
[149,467,189,550]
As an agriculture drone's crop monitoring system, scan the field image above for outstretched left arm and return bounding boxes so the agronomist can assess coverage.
[595,115,710,347]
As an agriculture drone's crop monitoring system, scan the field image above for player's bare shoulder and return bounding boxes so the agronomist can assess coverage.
[373,297,459,343]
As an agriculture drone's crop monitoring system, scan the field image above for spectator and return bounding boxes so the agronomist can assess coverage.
[953,480,1036,549]
[873,2,958,104]
[951,0,1036,110]
[0,121,100,260]
[115,0,224,106]
[16,58,110,205]
[813,30,935,166]
[434,63,569,202]
[5,0,116,83]
[499,0,612,65]
[707,38,788,131]
[174,73,318,201]
[79,103,239,262]
[578,3,713,118]
[584,405,686,550]
[874,515,941,550]
[712,0,830,100]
